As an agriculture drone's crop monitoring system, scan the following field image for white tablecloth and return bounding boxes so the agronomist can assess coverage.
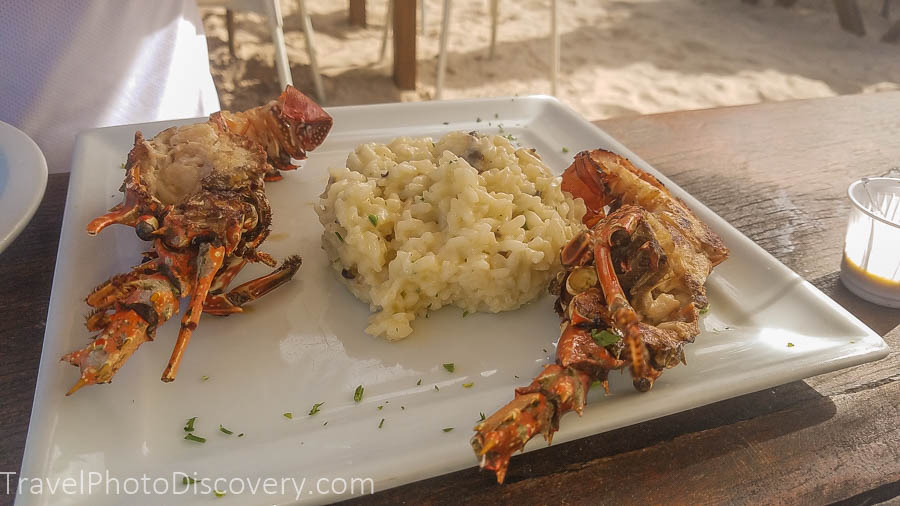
[0,0,220,173]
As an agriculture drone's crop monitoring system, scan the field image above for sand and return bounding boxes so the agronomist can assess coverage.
[201,0,900,119]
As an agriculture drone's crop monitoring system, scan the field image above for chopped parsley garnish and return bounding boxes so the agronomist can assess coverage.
[214,489,225,498]
[184,433,206,443]
[443,363,455,373]
[335,231,344,242]
[323,421,328,426]
[591,329,621,347]
[442,121,449,125]
[494,113,499,119]
[378,418,385,429]
[401,406,405,410]
[368,214,378,226]
[184,417,197,432]
[787,342,795,348]
[442,427,454,432]
[377,405,384,410]
[462,311,469,318]
[237,433,244,437]
[308,402,324,415]
[434,385,440,392]
[462,382,474,388]
[182,476,197,485]
[218,425,233,435]
[283,412,293,419]
[354,385,364,403]
[699,304,710,314]
[479,412,486,421]
[416,378,422,386]
[201,375,209,381]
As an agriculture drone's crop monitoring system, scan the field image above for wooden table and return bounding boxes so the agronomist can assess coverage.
[2,92,899,504]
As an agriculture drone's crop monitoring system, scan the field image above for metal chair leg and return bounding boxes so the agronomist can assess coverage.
[264,0,293,90]
[380,0,393,62]
[435,0,452,99]
[550,0,559,96]
[419,0,425,33]
[226,8,237,57]
[489,0,499,59]
[297,0,326,102]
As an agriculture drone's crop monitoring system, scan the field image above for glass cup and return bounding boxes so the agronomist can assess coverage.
[840,177,900,308]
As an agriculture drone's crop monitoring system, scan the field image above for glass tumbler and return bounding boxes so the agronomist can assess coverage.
[840,177,900,308]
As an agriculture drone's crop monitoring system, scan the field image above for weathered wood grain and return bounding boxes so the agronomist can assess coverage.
[0,174,69,505]
[3,94,900,505]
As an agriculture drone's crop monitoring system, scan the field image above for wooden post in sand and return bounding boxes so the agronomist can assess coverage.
[882,19,900,42]
[349,0,367,27]
[393,0,417,89]
[833,0,866,36]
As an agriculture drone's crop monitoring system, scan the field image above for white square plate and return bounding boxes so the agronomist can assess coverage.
[19,97,888,505]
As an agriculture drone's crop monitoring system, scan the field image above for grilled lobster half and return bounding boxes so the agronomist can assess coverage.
[62,86,332,395]
[471,149,729,483]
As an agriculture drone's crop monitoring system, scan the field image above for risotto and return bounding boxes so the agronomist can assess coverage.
[316,131,586,340]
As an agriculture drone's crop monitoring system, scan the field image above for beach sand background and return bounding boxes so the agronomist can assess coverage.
[201,0,900,119]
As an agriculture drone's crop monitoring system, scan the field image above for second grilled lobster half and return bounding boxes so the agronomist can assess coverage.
[471,149,729,483]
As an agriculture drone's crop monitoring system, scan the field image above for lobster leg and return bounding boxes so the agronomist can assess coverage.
[203,255,302,315]
[86,197,142,235]
[205,256,248,300]
[161,242,225,382]
[594,235,661,392]
[62,272,180,395]
[472,290,625,483]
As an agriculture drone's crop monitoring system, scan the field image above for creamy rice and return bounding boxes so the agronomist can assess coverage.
[316,131,586,340]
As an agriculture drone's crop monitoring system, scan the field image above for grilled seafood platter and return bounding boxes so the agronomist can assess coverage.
[471,149,729,483]
[61,86,332,394]
[58,88,729,489]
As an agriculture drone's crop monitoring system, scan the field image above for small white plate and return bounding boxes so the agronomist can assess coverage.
[0,121,47,253]
[19,97,888,505]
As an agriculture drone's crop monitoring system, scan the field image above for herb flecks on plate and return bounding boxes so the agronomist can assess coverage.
[184,433,206,443]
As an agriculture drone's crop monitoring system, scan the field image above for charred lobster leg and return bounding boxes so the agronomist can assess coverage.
[86,195,154,237]
[472,290,625,483]
[62,259,184,395]
[594,209,662,392]
[203,255,302,316]
[161,242,225,382]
